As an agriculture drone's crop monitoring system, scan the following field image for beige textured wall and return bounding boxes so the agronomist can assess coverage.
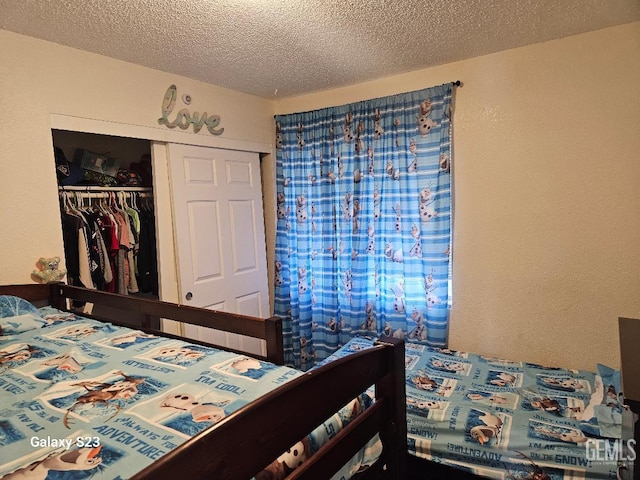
[0,30,276,298]
[274,22,640,370]
[1,23,638,371]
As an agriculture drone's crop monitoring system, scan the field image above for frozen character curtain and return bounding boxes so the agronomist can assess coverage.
[274,83,454,369]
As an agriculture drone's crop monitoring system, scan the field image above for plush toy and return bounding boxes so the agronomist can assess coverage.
[255,438,310,480]
[32,257,67,283]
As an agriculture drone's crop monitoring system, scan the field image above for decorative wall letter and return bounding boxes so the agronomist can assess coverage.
[158,85,224,136]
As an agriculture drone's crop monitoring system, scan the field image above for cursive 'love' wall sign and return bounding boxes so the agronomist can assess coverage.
[158,85,224,136]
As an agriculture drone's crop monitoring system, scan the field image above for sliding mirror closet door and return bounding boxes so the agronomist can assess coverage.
[166,144,269,356]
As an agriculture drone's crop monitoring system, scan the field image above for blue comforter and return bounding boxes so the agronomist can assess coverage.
[0,303,303,479]
[320,336,628,479]
[0,297,380,480]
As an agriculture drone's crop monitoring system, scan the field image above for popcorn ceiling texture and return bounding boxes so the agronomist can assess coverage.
[1,0,638,98]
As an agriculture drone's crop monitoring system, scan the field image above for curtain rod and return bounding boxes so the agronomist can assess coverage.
[273,80,462,119]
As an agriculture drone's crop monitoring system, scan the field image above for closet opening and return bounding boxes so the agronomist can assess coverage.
[52,129,160,328]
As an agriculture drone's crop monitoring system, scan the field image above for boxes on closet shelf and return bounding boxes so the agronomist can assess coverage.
[76,149,119,177]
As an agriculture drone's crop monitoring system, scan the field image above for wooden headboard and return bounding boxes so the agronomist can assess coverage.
[0,283,284,364]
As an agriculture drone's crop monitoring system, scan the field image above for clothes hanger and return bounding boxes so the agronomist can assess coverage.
[60,191,72,214]
[74,192,89,214]
[132,192,140,212]
[63,191,83,218]
[97,194,110,215]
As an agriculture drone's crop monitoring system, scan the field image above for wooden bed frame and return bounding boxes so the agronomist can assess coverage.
[0,283,408,479]
[2,282,285,364]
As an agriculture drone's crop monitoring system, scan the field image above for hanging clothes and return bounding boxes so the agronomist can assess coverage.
[60,209,84,288]
[136,207,157,294]
[58,189,158,297]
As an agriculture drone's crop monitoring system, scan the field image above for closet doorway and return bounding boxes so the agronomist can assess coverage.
[53,130,160,327]
[49,119,272,355]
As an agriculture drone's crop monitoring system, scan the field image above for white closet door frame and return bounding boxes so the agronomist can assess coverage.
[49,114,272,337]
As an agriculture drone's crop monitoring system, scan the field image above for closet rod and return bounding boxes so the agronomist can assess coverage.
[58,186,152,192]
[59,191,153,199]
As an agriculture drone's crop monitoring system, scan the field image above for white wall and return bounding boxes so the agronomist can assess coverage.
[0,30,276,312]
[274,22,640,370]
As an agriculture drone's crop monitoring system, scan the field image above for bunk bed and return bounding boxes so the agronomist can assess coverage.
[320,336,636,480]
[0,283,407,480]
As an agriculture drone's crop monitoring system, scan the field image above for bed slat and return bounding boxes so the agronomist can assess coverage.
[289,400,385,479]
[0,283,52,303]
[16,283,285,364]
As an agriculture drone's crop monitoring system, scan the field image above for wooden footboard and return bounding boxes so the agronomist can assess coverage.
[1,283,407,478]
[132,337,407,480]
[0,283,283,364]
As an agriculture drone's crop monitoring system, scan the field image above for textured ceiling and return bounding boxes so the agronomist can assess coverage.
[1,0,639,99]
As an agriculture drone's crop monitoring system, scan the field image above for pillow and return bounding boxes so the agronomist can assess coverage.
[0,295,44,334]
[596,363,623,411]
[0,295,40,317]
[579,364,623,439]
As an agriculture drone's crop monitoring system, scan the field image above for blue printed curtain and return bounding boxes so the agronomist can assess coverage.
[274,83,454,369]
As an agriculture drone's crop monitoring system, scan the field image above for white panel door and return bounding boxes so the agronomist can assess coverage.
[168,144,269,356]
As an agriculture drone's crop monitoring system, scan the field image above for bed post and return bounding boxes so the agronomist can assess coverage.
[264,315,284,365]
[619,317,640,480]
[47,282,68,311]
[626,400,639,480]
[374,336,407,478]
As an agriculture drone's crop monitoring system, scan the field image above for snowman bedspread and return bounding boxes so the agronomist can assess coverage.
[0,296,376,480]
[320,337,627,479]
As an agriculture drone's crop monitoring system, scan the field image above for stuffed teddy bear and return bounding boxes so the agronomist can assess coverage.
[32,257,67,283]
